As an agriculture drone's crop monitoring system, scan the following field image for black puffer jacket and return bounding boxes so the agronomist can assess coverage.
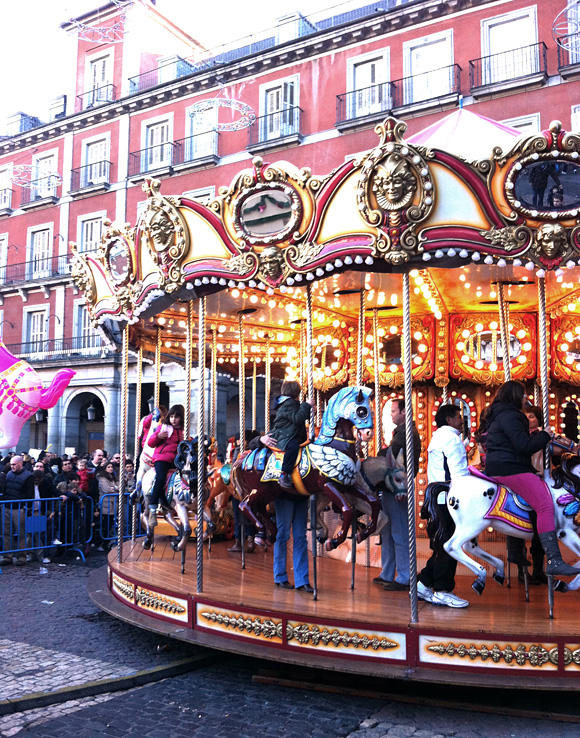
[485,401,550,476]
[269,396,311,450]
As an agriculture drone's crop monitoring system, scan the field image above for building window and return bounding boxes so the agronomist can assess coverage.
[32,153,57,199]
[183,104,218,161]
[481,7,538,85]
[403,31,453,104]
[0,167,12,209]
[82,139,109,186]
[145,119,172,170]
[502,113,541,135]
[260,76,299,141]
[75,303,101,352]
[0,234,7,285]
[347,51,390,119]
[79,217,103,253]
[88,55,113,105]
[572,105,580,131]
[182,186,215,203]
[28,228,52,279]
[26,310,48,352]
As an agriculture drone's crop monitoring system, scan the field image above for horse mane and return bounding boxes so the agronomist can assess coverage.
[553,454,580,497]
[315,386,371,445]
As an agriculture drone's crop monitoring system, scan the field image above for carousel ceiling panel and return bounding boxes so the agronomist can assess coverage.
[426,164,491,230]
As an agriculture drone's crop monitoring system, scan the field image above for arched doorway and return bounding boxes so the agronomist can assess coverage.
[63,392,105,455]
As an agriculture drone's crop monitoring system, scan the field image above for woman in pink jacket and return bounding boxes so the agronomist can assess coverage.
[147,404,185,527]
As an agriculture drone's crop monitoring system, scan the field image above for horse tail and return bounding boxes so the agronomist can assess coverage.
[39,369,75,409]
[422,481,450,550]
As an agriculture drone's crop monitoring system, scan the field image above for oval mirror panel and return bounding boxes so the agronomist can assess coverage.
[240,190,294,237]
[463,331,522,363]
[514,160,580,212]
[108,239,129,282]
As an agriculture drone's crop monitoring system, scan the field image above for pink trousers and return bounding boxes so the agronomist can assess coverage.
[494,472,554,534]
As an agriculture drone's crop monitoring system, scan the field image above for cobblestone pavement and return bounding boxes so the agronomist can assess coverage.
[1,552,579,738]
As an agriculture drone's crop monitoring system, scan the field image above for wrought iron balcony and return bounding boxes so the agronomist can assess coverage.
[76,84,116,112]
[336,82,393,126]
[128,57,196,94]
[19,176,60,207]
[174,131,219,166]
[391,64,461,109]
[0,254,74,287]
[128,143,176,177]
[469,42,547,92]
[557,34,580,78]
[70,161,112,192]
[247,107,303,150]
[5,335,105,363]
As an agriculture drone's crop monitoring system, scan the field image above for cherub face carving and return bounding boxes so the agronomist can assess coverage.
[149,211,174,252]
[535,222,567,260]
[259,245,285,280]
[371,154,417,211]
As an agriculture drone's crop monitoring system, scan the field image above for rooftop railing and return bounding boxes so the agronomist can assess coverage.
[5,335,104,363]
[76,84,117,112]
[469,42,547,89]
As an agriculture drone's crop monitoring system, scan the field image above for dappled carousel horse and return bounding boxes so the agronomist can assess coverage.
[425,448,580,597]
[234,386,381,550]
[136,438,215,554]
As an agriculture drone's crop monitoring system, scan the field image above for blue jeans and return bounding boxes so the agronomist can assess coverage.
[379,493,410,585]
[273,496,310,587]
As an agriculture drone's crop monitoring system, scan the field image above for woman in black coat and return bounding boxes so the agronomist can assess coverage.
[485,380,580,577]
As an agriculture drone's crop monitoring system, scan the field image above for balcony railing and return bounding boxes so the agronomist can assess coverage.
[19,176,60,206]
[128,57,196,94]
[70,161,112,191]
[5,335,104,363]
[0,254,75,286]
[336,81,393,124]
[128,143,175,177]
[469,42,547,89]
[557,34,580,73]
[391,64,461,108]
[174,131,219,165]
[247,107,303,147]
[0,189,13,211]
[76,84,116,112]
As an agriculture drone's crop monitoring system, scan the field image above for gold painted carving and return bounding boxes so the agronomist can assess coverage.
[563,647,580,666]
[480,225,531,252]
[225,252,257,276]
[287,623,398,651]
[71,244,96,308]
[427,642,557,667]
[135,587,186,615]
[287,240,324,268]
[200,610,283,640]
[112,573,135,602]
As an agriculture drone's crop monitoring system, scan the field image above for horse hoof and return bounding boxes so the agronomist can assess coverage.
[142,539,152,550]
[170,541,180,552]
[472,578,485,595]
[493,572,505,586]
[325,539,337,552]
[554,579,569,593]
[316,535,327,545]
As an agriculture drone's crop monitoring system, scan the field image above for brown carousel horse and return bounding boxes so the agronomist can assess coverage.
[233,386,381,550]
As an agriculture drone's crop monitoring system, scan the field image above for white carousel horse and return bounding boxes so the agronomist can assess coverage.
[0,341,75,449]
[426,453,580,597]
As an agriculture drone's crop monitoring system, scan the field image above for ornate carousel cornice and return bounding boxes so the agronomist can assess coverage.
[72,116,580,329]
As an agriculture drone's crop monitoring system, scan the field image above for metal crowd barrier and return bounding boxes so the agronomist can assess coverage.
[98,493,144,545]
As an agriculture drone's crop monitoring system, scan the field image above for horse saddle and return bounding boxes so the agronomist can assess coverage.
[165,470,190,505]
[240,446,310,492]
[468,466,534,531]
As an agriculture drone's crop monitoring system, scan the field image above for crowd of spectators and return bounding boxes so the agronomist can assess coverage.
[0,448,135,566]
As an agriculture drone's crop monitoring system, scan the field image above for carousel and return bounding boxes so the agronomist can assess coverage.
[76,114,580,689]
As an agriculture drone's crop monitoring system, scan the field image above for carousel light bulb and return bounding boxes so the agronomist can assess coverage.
[378,328,385,337]
[435,311,442,320]
[518,356,526,364]
[389,364,398,372]
[333,319,340,328]
[489,362,498,372]
[390,326,398,334]
[475,360,484,369]
[413,356,422,365]
[334,349,341,357]
[561,343,569,352]
[489,321,498,330]
[391,293,398,306]
[523,342,532,351]
[462,329,470,338]
[456,341,465,351]
[418,344,427,352]
[325,367,332,376]
[231,289,240,298]
[331,338,339,347]
[461,354,470,363]
[366,334,373,343]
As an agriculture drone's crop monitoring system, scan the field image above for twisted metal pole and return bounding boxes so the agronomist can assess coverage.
[538,277,550,470]
[196,297,206,593]
[403,273,418,623]
[184,300,194,439]
[154,326,161,408]
[210,328,217,442]
[265,334,271,433]
[497,282,511,381]
[306,285,318,599]
[132,346,143,541]
[117,325,129,563]
[373,309,382,454]
[238,313,246,453]
[252,359,257,431]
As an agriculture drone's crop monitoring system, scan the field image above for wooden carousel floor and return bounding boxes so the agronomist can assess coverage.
[100,538,580,688]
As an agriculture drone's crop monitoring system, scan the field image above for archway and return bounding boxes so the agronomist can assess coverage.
[63,391,105,455]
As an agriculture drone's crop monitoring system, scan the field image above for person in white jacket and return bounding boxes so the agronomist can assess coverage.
[418,403,470,608]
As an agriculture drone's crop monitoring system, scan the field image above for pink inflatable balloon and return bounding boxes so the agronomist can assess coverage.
[0,341,75,450]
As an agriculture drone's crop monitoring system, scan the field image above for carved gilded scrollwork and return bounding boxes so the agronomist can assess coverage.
[200,610,284,640]
[427,641,556,667]
[286,622,398,651]
[135,587,186,615]
[480,225,532,252]
[71,243,96,308]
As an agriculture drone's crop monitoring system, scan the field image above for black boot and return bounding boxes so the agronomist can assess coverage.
[529,550,548,585]
[506,535,530,567]
[539,531,580,577]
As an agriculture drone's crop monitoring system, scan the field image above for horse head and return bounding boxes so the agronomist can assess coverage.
[315,385,374,445]
[383,447,407,495]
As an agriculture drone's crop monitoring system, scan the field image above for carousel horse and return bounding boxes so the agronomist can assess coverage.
[234,386,380,550]
[0,341,75,449]
[136,438,215,554]
[425,443,580,597]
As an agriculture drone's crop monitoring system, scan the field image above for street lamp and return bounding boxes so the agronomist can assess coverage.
[35,409,45,422]
[148,396,155,412]
[87,403,96,421]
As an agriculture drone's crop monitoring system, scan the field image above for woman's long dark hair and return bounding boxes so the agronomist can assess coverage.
[161,404,185,427]
[491,380,526,411]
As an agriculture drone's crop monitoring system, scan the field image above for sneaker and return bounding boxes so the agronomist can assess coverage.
[52,539,63,546]
[97,546,104,552]
[42,558,51,564]
[278,472,294,490]
[432,590,469,608]
[417,581,435,603]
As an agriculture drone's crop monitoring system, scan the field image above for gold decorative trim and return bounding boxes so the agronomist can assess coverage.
[135,586,187,616]
[426,641,557,668]
[563,646,580,668]
[199,609,283,641]
[287,621,400,655]
[112,573,135,603]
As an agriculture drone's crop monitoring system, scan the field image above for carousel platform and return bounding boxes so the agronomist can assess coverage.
[94,538,580,690]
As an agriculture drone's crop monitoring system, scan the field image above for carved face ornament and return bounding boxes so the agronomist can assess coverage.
[372,154,417,211]
[149,211,174,252]
[259,245,286,281]
[535,222,567,261]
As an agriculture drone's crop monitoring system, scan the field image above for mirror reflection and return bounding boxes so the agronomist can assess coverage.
[378,335,421,367]
[514,160,580,211]
[451,398,471,440]
[108,240,129,281]
[462,331,521,363]
[240,190,294,237]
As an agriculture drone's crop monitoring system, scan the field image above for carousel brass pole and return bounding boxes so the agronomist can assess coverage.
[184,300,194,439]
[403,273,418,624]
[252,358,257,431]
[442,385,448,404]
[210,328,217,442]
[264,334,271,433]
[299,320,305,401]
[154,326,161,408]
[538,277,550,470]
[497,282,511,381]
[117,325,129,563]
[354,289,366,580]
[238,311,247,569]
[132,345,143,542]
[373,309,382,454]
[196,297,206,593]
[306,284,318,599]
